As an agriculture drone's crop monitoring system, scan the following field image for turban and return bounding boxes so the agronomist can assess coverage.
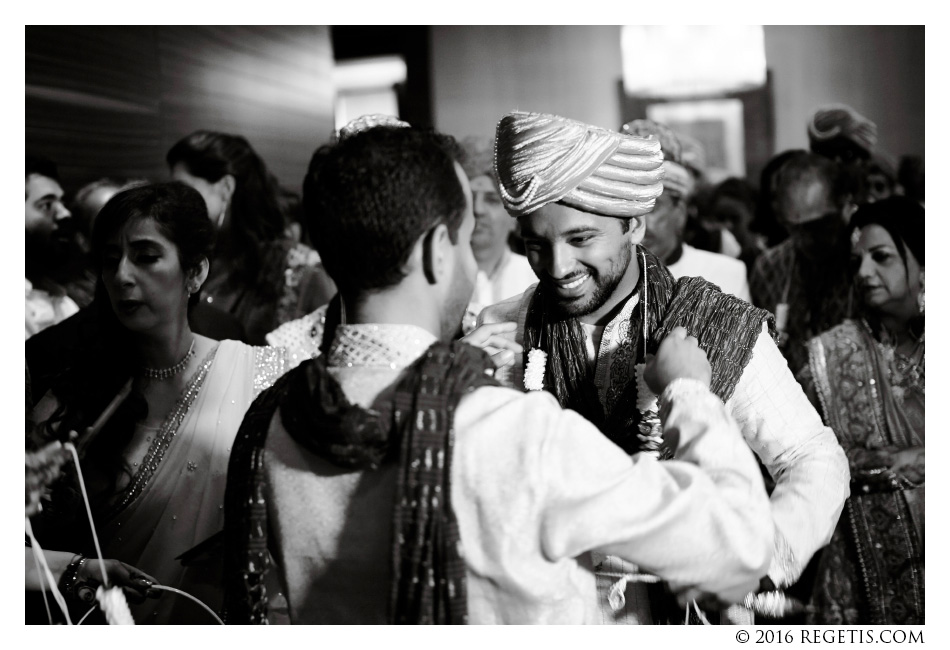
[808,104,877,157]
[493,111,665,218]
[622,119,695,199]
[337,114,410,141]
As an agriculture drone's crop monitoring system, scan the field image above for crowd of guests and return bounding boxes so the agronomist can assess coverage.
[25,103,923,625]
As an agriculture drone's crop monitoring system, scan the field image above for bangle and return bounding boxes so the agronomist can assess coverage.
[59,553,87,600]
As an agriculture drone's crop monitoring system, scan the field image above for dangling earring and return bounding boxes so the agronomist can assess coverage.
[917,270,925,314]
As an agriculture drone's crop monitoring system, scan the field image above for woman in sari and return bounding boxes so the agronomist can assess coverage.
[799,197,923,624]
[31,182,289,624]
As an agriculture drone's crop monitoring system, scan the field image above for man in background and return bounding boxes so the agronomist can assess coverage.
[25,154,79,337]
[459,136,537,330]
[623,120,750,301]
[750,152,856,374]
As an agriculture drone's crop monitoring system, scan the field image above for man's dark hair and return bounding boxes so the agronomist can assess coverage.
[774,152,848,214]
[26,153,60,183]
[303,126,466,296]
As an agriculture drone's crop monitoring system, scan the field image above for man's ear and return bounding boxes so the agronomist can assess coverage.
[422,223,451,284]
[627,216,647,246]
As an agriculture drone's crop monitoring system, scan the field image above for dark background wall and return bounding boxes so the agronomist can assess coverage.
[26,26,335,194]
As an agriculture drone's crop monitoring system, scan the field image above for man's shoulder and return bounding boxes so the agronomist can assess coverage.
[478,285,535,326]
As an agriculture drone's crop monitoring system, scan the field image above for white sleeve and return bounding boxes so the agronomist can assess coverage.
[726,326,851,587]
[534,380,773,603]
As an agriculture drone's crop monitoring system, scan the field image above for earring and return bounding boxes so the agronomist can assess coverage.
[917,270,925,314]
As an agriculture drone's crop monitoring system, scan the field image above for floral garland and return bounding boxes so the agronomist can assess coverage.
[634,362,663,458]
[524,349,664,458]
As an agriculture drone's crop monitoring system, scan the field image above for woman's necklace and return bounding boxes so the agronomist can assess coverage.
[140,339,196,380]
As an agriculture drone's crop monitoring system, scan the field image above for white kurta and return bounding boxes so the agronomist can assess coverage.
[667,244,751,302]
[261,323,773,624]
[479,283,850,621]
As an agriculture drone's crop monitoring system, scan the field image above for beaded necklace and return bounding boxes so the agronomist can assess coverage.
[106,345,218,519]
[140,339,196,380]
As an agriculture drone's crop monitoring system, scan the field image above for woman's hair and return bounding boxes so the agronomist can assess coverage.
[42,182,215,502]
[166,130,286,286]
[849,197,925,338]
[849,196,924,269]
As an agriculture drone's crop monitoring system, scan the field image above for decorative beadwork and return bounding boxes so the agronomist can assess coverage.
[327,324,436,369]
[253,346,290,397]
[107,346,217,518]
[140,339,195,380]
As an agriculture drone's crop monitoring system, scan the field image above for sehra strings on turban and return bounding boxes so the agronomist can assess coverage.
[493,111,665,218]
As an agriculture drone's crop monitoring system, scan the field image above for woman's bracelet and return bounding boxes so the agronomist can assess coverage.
[59,553,87,600]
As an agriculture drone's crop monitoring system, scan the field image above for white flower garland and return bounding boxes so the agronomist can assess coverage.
[524,348,547,391]
[97,586,135,625]
[635,362,663,458]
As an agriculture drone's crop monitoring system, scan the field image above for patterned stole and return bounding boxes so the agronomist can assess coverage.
[223,340,498,624]
[523,246,774,455]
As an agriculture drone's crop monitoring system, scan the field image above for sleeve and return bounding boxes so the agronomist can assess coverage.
[726,327,850,588]
[534,380,773,604]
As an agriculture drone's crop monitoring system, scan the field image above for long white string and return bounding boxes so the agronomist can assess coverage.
[26,517,72,624]
[64,440,224,624]
[64,441,110,586]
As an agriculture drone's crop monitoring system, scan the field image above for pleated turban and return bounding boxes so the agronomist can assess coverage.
[493,111,665,218]
[808,104,877,157]
[621,119,695,199]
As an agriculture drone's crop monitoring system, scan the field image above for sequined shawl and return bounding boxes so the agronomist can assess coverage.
[524,246,775,455]
[224,340,499,624]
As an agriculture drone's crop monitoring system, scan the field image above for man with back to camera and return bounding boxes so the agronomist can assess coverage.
[479,111,849,624]
[222,122,774,624]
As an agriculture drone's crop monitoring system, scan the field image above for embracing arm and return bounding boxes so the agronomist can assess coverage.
[727,328,850,588]
[537,378,773,605]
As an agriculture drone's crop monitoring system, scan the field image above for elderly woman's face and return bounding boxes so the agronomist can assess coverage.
[100,217,191,334]
[851,224,921,315]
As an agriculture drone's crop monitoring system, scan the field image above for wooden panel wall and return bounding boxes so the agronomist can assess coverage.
[26,26,335,195]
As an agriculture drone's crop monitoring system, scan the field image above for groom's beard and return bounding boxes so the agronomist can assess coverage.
[538,245,631,321]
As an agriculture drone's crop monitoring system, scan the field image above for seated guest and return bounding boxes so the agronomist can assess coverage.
[167,130,335,344]
[799,198,924,624]
[622,120,750,302]
[223,123,773,624]
[26,154,79,337]
[458,136,537,330]
[30,182,290,623]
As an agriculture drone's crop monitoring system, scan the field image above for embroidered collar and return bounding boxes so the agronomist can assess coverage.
[327,323,439,370]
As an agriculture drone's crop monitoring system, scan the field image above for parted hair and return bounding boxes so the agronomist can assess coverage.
[303,126,466,296]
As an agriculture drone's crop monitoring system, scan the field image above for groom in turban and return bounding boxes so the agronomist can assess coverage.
[480,111,849,625]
